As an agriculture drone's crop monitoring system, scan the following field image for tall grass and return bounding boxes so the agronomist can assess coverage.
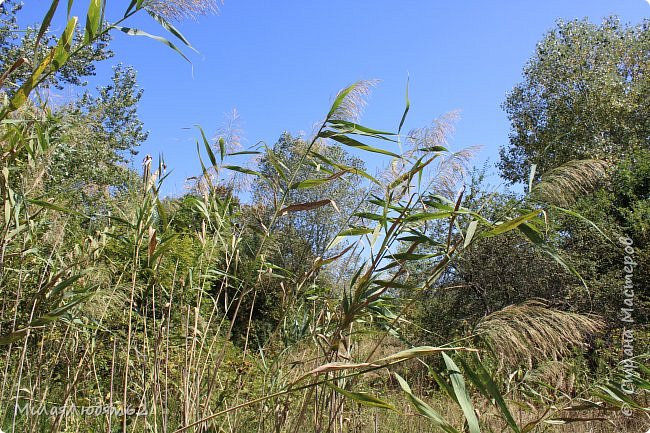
[0,2,648,432]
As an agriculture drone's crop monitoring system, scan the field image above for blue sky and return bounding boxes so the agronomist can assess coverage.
[17,1,650,196]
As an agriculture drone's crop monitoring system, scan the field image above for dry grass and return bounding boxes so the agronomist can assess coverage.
[474,301,604,368]
[531,159,610,207]
[334,395,649,433]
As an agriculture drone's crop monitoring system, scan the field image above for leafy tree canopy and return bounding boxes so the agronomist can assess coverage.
[0,1,113,92]
[499,16,650,184]
[255,132,366,274]
[498,16,650,330]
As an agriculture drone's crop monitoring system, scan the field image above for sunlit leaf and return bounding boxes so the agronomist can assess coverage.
[459,354,521,433]
[394,373,460,433]
[483,210,542,237]
[327,119,397,141]
[377,346,477,364]
[404,211,454,223]
[197,125,217,166]
[337,227,374,237]
[464,220,478,248]
[442,353,480,433]
[84,0,102,43]
[147,10,196,50]
[326,383,396,410]
[113,26,191,63]
[223,165,263,177]
[35,0,60,56]
[290,170,349,189]
[320,131,400,158]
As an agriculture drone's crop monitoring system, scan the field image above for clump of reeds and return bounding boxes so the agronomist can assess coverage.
[530,159,610,206]
[474,300,604,368]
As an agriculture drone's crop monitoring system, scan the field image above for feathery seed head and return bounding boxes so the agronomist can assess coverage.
[531,159,610,206]
[330,80,380,123]
[475,301,604,368]
[144,0,220,21]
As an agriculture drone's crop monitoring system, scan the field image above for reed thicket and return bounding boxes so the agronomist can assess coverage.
[0,2,647,432]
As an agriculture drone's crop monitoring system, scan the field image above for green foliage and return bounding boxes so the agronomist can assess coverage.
[256,132,366,273]
[498,16,650,331]
[500,16,650,183]
[46,65,148,208]
[0,1,114,91]
[0,0,201,119]
[0,4,648,433]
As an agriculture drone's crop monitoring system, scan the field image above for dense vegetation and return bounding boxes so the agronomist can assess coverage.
[0,2,647,432]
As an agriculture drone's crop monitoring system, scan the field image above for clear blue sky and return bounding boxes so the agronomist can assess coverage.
[17,1,650,195]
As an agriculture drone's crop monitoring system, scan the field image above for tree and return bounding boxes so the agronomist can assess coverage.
[498,16,650,331]
[46,65,148,204]
[499,17,649,183]
[0,1,113,92]
[255,132,366,276]
[216,133,369,345]
[404,169,571,343]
